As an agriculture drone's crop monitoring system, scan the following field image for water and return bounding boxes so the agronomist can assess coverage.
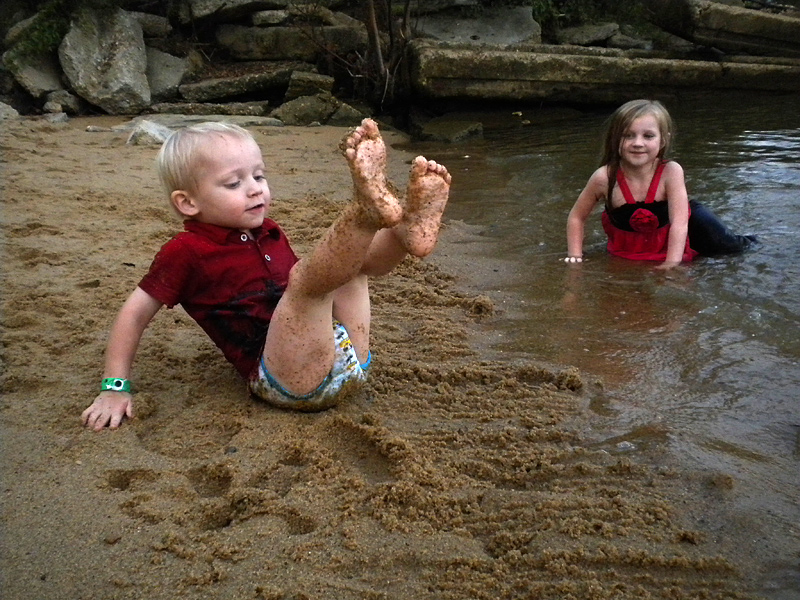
[403,93,800,595]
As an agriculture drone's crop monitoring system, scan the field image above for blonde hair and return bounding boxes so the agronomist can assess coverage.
[600,99,674,208]
[155,121,256,196]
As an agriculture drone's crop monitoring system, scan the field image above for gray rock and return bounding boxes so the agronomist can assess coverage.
[608,32,653,51]
[177,0,280,24]
[418,117,483,143]
[131,11,172,37]
[0,100,20,120]
[216,24,367,61]
[269,93,340,125]
[179,63,314,103]
[46,89,83,115]
[326,102,367,127]
[126,119,175,145]
[149,100,271,116]
[146,47,190,102]
[44,111,69,124]
[127,113,284,130]
[644,0,800,57]
[414,6,541,46]
[2,50,62,99]
[3,13,37,48]
[555,23,620,46]
[284,71,334,102]
[59,7,150,114]
[252,10,289,26]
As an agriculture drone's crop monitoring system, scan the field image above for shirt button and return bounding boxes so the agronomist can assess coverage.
[240,234,248,242]
[264,254,271,261]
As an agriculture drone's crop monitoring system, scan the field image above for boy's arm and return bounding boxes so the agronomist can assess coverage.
[659,162,691,270]
[82,287,163,431]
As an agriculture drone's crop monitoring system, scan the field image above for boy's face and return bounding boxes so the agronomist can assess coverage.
[177,133,271,231]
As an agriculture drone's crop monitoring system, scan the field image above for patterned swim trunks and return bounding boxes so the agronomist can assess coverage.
[249,321,370,412]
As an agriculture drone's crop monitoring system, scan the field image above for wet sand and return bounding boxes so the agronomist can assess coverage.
[0,116,759,599]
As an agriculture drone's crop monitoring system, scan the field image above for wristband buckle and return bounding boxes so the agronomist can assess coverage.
[101,378,132,393]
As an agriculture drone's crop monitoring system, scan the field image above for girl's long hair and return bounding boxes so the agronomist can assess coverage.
[601,99,674,211]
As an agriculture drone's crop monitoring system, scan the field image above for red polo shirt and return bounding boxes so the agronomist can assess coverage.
[138,219,298,379]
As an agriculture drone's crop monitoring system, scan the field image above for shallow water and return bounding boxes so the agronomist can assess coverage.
[404,93,800,595]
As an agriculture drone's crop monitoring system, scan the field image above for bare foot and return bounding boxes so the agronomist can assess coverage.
[402,156,451,257]
[341,118,403,229]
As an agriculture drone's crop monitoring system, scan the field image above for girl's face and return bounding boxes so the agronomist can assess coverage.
[619,114,664,168]
[181,134,271,231]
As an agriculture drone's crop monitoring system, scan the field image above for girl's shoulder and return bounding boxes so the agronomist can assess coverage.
[660,159,684,176]
[588,164,611,185]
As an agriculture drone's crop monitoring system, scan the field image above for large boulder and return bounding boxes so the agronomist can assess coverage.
[59,7,150,114]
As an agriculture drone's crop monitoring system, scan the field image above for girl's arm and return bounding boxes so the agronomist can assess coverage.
[81,287,163,431]
[566,167,606,260]
[659,162,691,270]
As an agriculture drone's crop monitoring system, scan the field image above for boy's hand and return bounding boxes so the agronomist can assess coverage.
[81,392,133,431]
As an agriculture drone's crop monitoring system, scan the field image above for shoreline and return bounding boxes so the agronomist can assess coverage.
[0,115,760,599]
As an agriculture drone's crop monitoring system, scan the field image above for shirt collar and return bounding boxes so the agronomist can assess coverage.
[183,219,281,244]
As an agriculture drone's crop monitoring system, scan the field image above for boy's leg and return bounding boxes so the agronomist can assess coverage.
[332,156,452,359]
[261,119,401,395]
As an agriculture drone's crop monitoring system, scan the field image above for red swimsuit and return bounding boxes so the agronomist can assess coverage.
[600,162,697,262]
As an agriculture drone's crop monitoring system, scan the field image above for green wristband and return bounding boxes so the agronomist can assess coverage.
[101,378,132,393]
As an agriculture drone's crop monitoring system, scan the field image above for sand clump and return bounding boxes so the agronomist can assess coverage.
[0,117,757,599]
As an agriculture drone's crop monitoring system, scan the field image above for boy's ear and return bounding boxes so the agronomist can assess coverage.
[171,189,199,218]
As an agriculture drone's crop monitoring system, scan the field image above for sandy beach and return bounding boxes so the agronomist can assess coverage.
[1,115,759,599]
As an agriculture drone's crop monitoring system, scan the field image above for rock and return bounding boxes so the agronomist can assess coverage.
[126,120,174,145]
[216,24,368,61]
[45,90,83,115]
[413,6,541,46]
[417,116,483,143]
[127,113,284,130]
[284,71,335,102]
[2,50,63,99]
[3,13,37,48]
[43,111,68,124]
[644,0,800,57]
[176,0,346,25]
[0,100,19,120]
[146,47,190,102]
[608,32,654,51]
[59,7,150,114]
[176,0,275,24]
[555,22,620,46]
[326,102,367,127]
[409,0,480,15]
[178,62,314,103]
[269,92,341,125]
[408,39,800,105]
[130,11,172,37]
[149,100,271,116]
[252,10,289,26]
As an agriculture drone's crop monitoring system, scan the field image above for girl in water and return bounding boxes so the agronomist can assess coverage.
[565,99,755,269]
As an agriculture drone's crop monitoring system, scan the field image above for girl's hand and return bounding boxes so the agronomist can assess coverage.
[81,392,133,431]
[655,260,681,271]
